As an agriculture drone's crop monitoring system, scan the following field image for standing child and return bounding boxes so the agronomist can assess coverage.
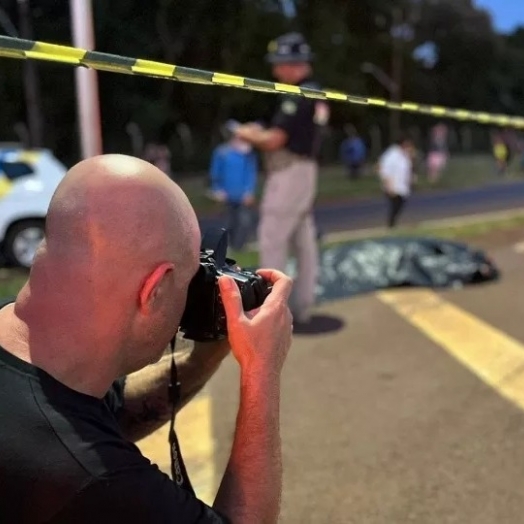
[209,126,258,251]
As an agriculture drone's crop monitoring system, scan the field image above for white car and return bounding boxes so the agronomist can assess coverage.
[0,146,67,268]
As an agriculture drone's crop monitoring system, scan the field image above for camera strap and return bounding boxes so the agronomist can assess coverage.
[168,336,195,495]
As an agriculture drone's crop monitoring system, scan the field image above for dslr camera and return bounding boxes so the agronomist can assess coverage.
[179,228,272,342]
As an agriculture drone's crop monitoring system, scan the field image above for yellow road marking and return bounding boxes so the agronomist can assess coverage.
[176,392,217,505]
[136,391,217,505]
[377,289,524,410]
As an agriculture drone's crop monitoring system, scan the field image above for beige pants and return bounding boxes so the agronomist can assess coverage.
[258,159,318,319]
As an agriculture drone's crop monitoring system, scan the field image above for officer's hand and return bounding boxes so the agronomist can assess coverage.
[245,122,263,131]
[235,123,263,141]
[218,269,293,377]
[234,127,255,142]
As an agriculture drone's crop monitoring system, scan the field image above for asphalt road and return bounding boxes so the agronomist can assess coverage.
[137,239,524,523]
[198,179,524,235]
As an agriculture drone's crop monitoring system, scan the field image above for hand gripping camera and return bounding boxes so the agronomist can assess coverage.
[179,228,272,342]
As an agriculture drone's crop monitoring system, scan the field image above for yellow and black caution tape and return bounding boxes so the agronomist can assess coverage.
[1,35,524,129]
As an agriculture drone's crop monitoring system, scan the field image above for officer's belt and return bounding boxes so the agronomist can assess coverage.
[263,149,314,173]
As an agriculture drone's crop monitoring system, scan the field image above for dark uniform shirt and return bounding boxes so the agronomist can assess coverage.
[271,77,329,159]
[0,341,228,523]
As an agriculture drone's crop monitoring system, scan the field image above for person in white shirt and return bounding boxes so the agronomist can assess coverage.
[378,134,414,228]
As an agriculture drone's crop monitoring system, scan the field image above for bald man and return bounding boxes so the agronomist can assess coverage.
[0,155,293,524]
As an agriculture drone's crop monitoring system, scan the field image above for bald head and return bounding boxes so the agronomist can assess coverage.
[44,154,200,272]
[16,154,202,382]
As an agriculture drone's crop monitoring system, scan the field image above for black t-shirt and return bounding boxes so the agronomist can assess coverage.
[271,78,329,158]
[0,344,228,523]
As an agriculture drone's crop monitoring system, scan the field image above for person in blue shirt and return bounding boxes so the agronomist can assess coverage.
[209,129,258,251]
[340,124,367,180]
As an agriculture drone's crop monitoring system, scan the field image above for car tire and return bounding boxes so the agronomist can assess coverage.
[4,219,45,269]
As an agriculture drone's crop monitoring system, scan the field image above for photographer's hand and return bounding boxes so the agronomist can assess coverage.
[220,269,293,375]
[212,269,293,524]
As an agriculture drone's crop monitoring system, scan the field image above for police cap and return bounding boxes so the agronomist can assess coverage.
[265,32,314,64]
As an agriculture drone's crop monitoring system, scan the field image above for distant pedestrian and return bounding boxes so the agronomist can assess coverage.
[426,123,448,183]
[340,124,367,179]
[492,132,510,177]
[143,143,173,178]
[209,128,258,251]
[378,134,414,228]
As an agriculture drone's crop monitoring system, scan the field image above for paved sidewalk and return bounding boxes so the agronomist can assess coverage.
[137,241,524,523]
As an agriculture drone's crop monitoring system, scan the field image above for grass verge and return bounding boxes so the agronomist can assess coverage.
[180,154,523,216]
[404,215,524,242]
[0,269,29,300]
[229,212,524,268]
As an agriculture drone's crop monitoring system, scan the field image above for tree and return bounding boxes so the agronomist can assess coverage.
[0,0,521,168]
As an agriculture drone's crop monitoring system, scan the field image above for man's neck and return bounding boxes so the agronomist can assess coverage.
[0,292,119,398]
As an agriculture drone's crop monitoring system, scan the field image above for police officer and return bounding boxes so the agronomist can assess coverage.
[234,32,329,325]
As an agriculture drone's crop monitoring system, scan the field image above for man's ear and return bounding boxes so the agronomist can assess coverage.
[138,262,175,313]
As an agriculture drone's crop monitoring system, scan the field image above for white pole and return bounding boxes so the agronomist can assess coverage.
[70,0,103,159]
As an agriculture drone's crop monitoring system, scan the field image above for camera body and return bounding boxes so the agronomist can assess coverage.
[179,228,271,341]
